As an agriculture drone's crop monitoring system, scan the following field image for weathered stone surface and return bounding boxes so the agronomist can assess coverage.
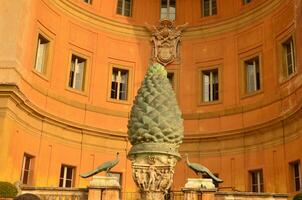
[128,63,183,157]
[88,176,120,200]
[184,178,215,189]
[88,176,120,188]
[131,154,177,200]
[128,63,184,200]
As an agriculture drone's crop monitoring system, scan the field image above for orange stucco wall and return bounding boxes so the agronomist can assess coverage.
[0,0,302,197]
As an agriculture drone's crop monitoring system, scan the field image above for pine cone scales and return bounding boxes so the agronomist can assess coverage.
[128,63,183,146]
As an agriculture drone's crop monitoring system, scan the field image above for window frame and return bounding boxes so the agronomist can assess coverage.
[107,63,133,104]
[240,53,263,97]
[282,36,296,78]
[20,153,34,185]
[116,0,133,17]
[243,0,252,5]
[32,29,54,80]
[34,34,50,75]
[66,51,90,95]
[59,164,76,188]
[166,68,178,93]
[249,169,264,193]
[198,65,222,105]
[160,0,176,20]
[277,32,297,83]
[83,0,92,4]
[289,160,301,192]
[202,0,217,17]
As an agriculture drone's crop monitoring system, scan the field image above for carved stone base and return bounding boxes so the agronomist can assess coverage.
[129,153,178,200]
[185,178,215,189]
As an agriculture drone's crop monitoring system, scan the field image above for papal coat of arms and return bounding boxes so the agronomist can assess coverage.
[146,19,188,66]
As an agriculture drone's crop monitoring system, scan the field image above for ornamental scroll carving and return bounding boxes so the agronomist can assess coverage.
[146,20,188,66]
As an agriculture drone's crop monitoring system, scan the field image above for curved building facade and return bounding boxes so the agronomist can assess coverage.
[0,0,301,197]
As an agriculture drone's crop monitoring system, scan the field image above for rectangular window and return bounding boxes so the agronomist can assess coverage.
[111,67,129,101]
[34,34,49,74]
[117,0,132,17]
[243,0,252,4]
[202,0,217,17]
[68,55,86,91]
[161,0,176,20]
[202,69,219,102]
[244,56,261,94]
[59,165,75,188]
[282,36,296,77]
[83,0,92,4]
[250,169,264,192]
[290,161,301,192]
[20,154,34,184]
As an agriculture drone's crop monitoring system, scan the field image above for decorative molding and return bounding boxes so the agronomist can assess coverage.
[0,84,128,142]
[0,76,301,141]
[49,0,283,39]
[180,107,302,156]
[1,83,301,154]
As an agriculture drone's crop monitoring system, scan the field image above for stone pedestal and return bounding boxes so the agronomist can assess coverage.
[182,188,199,200]
[182,188,216,200]
[88,176,120,200]
[185,178,215,189]
[201,189,216,200]
[183,178,217,200]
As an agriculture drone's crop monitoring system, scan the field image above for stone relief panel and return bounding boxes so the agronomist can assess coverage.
[146,19,187,66]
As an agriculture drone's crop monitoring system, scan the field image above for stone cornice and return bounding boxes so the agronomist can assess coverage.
[49,0,284,39]
[180,108,302,156]
[0,84,128,141]
[1,64,301,138]
[50,0,149,38]
[1,83,301,154]
[183,101,302,141]
[183,0,284,38]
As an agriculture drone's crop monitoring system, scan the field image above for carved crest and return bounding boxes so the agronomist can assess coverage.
[146,19,188,66]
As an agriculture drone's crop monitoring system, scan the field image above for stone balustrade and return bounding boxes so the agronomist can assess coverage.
[18,185,289,200]
[20,186,88,200]
[215,191,288,200]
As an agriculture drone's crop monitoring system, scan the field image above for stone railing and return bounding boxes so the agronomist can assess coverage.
[20,186,88,200]
[215,191,288,200]
[19,186,289,200]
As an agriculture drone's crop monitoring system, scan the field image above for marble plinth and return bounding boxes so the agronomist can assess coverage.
[88,176,120,188]
[184,178,215,189]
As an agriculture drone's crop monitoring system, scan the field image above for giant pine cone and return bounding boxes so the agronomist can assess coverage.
[128,63,183,146]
